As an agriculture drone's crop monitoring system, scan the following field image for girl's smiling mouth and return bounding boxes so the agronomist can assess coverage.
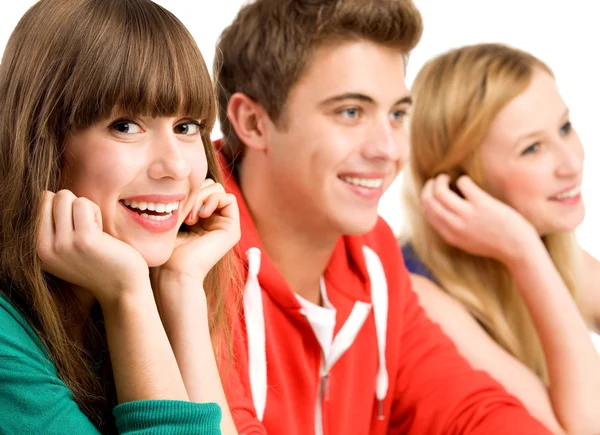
[120,194,185,232]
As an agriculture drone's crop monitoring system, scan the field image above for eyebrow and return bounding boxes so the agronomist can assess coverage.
[318,92,412,108]
[513,108,570,148]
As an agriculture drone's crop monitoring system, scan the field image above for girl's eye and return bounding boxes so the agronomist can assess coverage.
[560,121,572,136]
[110,120,142,134]
[521,142,540,156]
[175,121,202,135]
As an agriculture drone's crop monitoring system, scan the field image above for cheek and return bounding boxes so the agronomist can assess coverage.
[491,169,545,212]
[63,147,135,200]
[188,148,209,185]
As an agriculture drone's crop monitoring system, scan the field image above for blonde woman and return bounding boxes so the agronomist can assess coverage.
[402,43,600,434]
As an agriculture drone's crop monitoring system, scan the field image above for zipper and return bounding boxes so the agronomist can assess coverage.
[316,360,330,435]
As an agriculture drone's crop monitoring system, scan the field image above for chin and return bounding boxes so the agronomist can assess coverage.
[144,255,172,268]
[540,217,585,237]
[338,213,380,236]
[129,242,174,268]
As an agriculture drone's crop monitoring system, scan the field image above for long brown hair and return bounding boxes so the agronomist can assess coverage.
[0,0,232,431]
[402,43,585,383]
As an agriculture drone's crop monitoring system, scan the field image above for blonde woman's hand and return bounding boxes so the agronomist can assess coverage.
[421,174,539,266]
[36,190,150,307]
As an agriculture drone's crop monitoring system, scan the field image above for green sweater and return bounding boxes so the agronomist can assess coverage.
[0,294,222,434]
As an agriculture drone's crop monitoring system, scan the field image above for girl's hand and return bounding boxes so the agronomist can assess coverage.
[421,174,539,266]
[36,190,150,306]
[154,179,241,285]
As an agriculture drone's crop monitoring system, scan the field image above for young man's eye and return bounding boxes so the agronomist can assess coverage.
[521,142,541,156]
[110,120,142,134]
[390,110,407,122]
[339,107,360,119]
[560,120,572,136]
[174,121,202,135]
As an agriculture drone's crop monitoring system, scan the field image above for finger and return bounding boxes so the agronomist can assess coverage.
[72,198,102,233]
[93,202,103,232]
[432,174,471,216]
[39,191,56,237]
[456,175,488,204]
[201,178,216,189]
[186,182,227,225]
[424,206,461,246]
[37,191,57,262]
[52,190,77,238]
[198,192,237,220]
[423,193,466,238]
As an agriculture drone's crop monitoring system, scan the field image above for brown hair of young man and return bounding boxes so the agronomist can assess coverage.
[215,0,423,162]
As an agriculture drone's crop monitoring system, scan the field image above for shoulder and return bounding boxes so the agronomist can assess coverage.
[0,292,55,375]
[0,293,45,350]
[0,294,101,433]
[408,273,498,352]
[409,273,470,323]
[581,248,600,280]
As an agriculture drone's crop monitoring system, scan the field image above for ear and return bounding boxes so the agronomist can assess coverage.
[227,92,270,152]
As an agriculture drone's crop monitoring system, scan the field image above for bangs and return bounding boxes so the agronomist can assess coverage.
[62,0,215,132]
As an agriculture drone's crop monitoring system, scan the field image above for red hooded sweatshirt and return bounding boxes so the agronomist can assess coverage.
[218,150,550,435]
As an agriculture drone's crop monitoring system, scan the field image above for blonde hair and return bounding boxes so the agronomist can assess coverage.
[402,43,584,383]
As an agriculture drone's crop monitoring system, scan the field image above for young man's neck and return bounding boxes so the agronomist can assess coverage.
[239,157,338,306]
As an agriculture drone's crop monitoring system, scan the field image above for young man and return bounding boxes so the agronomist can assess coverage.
[214,0,552,433]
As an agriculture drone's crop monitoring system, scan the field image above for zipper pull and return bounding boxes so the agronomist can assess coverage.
[320,373,330,401]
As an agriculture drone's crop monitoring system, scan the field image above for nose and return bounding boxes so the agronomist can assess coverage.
[362,115,408,165]
[554,136,584,179]
[147,130,192,181]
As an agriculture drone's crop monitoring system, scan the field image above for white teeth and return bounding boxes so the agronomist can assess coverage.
[551,186,581,200]
[140,212,173,221]
[339,176,384,189]
[124,201,180,213]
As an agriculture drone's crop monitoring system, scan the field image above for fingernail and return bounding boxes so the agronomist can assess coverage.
[186,212,192,221]
[199,204,206,213]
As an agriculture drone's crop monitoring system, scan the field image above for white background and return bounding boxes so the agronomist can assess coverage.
[2,1,599,257]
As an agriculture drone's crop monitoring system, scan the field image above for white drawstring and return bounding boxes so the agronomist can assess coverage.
[363,246,389,420]
[243,247,267,421]
[242,245,390,422]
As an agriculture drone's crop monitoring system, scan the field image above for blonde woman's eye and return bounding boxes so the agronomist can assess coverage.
[560,121,572,136]
[521,142,540,156]
[110,120,142,134]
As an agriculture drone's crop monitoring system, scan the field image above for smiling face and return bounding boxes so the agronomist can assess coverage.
[258,40,411,236]
[480,68,585,236]
[63,113,208,266]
